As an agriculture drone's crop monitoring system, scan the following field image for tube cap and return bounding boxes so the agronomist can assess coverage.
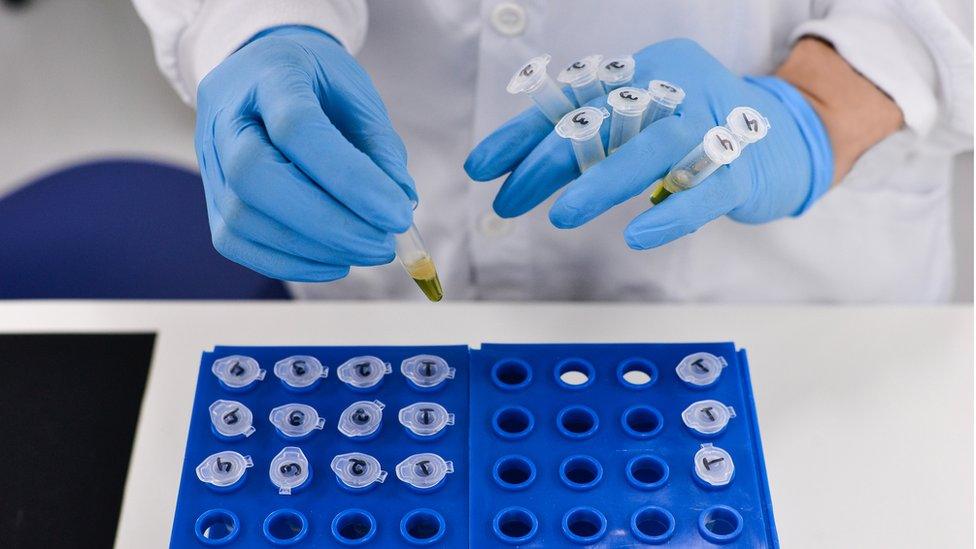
[273,355,327,389]
[399,402,455,437]
[694,444,734,487]
[396,453,454,490]
[338,400,385,438]
[598,55,636,86]
[676,352,728,387]
[555,107,609,141]
[648,80,686,108]
[507,54,553,95]
[196,451,252,488]
[401,355,456,389]
[726,106,770,144]
[211,355,265,389]
[682,400,736,435]
[209,399,255,438]
[607,86,651,115]
[269,403,325,439]
[557,54,603,86]
[337,356,391,389]
[331,452,387,490]
[701,127,742,165]
[269,447,310,495]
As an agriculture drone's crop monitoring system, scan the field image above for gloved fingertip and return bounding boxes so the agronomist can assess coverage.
[624,228,654,250]
[464,148,502,182]
[548,203,585,229]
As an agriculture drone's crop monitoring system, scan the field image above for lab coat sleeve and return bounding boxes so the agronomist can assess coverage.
[792,0,973,146]
[131,0,368,106]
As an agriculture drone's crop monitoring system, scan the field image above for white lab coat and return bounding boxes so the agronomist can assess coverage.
[133,0,973,302]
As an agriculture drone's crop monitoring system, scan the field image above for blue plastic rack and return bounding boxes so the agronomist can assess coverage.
[171,342,777,547]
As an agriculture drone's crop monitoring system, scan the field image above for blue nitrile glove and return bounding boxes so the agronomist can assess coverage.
[195,26,416,281]
[465,39,832,250]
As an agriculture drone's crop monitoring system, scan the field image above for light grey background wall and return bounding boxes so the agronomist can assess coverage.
[1,0,971,301]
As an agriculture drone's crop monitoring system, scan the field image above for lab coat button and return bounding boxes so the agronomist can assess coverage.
[478,211,514,237]
[490,2,527,37]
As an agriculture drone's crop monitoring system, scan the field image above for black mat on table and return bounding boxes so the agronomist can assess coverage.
[0,334,155,548]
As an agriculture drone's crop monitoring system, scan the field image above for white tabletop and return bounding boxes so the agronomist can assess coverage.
[0,302,971,548]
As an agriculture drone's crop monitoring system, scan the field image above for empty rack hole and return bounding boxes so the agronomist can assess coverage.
[557,405,598,438]
[622,405,663,438]
[562,507,607,543]
[332,509,376,545]
[559,455,602,489]
[555,358,595,388]
[492,406,534,439]
[617,358,658,388]
[632,506,675,543]
[699,506,743,542]
[493,507,538,544]
[263,509,308,545]
[626,455,669,489]
[194,509,239,545]
[491,359,532,389]
[401,508,446,544]
[493,455,536,489]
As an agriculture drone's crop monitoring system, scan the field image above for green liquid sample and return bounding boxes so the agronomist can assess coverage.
[406,256,443,302]
[649,181,673,204]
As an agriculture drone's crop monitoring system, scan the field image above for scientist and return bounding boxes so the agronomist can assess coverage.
[134,0,972,302]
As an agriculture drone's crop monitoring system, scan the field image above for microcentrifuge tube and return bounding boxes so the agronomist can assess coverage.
[725,106,770,146]
[208,399,256,439]
[694,443,734,488]
[269,446,310,495]
[196,451,253,490]
[401,354,455,390]
[211,355,265,390]
[269,403,326,439]
[606,86,651,154]
[331,452,387,491]
[557,54,606,106]
[337,356,391,390]
[643,80,685,129]
[396,223,443,302]
[598,55,636,91]
[555,106,609,173]
[507,54,575,124]
[396,452,454,491]
[675,352,728,388]
[682,399,736,436]
[338,400,385,439]
[399,402,455,438]
[273,355,328,391]
[648,126,741,205]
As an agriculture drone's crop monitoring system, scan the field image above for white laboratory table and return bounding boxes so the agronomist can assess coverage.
[0,302,971,548]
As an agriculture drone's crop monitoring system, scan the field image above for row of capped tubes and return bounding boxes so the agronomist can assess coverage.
[196,448,455,494]
[194,506,450,545]
[211,354,456,392]
[209,399,455,440]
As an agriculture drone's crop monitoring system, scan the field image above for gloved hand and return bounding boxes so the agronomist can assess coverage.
[195,26,416,281]
[465,39,832,250]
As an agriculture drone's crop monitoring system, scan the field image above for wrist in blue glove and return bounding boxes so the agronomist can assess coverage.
[195,25,416,282]
[465,39,833,250]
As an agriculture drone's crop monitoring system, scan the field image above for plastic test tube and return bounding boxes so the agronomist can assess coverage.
[555,106,609,173]
[597,55,636,91]
[643,80,686,129]
[506,54,575,124]
[396,223,443,302]
[557,54,605,106]
[725,106,770,147]
[606,86,651,154]
[648,126,741,204]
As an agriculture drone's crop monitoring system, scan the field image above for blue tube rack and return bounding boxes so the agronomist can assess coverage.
[171,343,777,547]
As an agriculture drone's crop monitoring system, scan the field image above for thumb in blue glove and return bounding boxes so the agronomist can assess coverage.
[465,39,832,250]
[196,25,416,282]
